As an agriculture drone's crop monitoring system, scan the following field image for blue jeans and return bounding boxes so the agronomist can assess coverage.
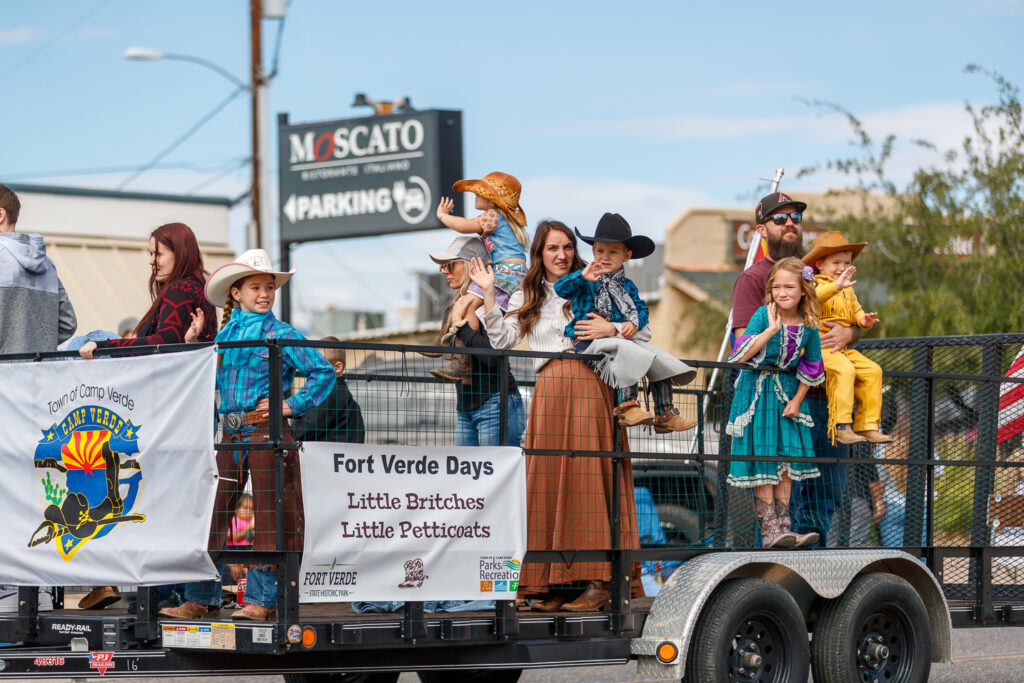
[243,567,278,609]
[456,393,526,447]
[183,425,255,607]
[791,396,849,548]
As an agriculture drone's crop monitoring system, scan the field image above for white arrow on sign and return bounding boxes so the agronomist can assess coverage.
[283,194,298,223]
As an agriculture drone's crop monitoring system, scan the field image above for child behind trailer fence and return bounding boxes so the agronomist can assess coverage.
[551,212,696,432]
[725,257,825,549]
[433,172,530,383]
[163,248,335,622]
[802,231,893,447]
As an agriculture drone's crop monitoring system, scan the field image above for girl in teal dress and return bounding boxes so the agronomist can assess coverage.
[726,257,825,548]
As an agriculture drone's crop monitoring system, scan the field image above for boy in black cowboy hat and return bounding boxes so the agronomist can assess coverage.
[554,213,696,432]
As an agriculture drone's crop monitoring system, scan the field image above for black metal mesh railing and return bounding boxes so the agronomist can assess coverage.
[4,333,1024,642]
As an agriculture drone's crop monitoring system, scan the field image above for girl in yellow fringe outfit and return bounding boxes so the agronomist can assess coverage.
[803,231,893,446]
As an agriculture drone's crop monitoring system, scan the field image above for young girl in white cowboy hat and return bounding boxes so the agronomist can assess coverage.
[434,172,530,382]
[163,248,335,623]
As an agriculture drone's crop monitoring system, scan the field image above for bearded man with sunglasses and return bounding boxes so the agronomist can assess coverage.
[729,192,858,548]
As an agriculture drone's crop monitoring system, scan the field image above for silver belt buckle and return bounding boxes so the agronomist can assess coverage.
[224,412,244,431]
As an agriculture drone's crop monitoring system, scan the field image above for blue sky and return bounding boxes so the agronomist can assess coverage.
[3,0,1024,327]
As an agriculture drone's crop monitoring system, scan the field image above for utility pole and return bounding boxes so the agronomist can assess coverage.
[250,0,270,252]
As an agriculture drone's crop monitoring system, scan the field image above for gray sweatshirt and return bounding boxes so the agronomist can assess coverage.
[0,232,77,354]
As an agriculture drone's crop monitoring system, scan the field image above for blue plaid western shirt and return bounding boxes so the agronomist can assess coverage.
[553,269,650,338]
[216,314,335,417]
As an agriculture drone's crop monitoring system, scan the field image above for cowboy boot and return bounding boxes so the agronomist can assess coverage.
[78,586,121,610]
[614,400,655,427]
[430,340,471,385]
[756,499,795,548]
[159,600,219,619]
[531,593,570,612]
[652,407,697,433]
[562,581,611,612]
[835,424,868,445]
[856,429,894,444]
[775,499,816,548]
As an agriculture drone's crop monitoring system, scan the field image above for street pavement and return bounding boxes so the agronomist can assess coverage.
[10,626,1024,682]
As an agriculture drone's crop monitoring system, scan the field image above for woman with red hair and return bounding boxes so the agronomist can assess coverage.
[79,222,216,359]
[75,222,216,611]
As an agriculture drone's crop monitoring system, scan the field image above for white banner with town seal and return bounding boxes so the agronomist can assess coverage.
[299,443,526,602]
[0,347,219,585]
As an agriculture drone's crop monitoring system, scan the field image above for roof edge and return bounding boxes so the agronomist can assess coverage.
[7,183,233,207]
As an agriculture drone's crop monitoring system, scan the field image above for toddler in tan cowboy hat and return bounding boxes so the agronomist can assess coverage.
[803,231,892,446]
[433,172,529,382]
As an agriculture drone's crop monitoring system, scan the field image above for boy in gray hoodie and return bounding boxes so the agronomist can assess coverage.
[0,184,76,355]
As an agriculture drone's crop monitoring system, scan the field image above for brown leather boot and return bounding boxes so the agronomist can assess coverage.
[834,425,868,445]
[531,593,569,612]
[159,600,219,619]
[652,407,697,433]
[856,429,894,444]
[78,586,121,610]
[431,353,471,385]
[614,401,654,427]
[232,604,276,621]
[562,581,611,612]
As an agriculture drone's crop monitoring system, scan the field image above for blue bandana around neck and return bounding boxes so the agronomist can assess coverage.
[216,308,273,368]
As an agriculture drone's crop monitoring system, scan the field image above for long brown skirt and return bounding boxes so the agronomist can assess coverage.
[519,358,643,597]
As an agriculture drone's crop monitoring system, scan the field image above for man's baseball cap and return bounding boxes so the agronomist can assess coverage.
[755,192,808,225]
[429,235,489,265]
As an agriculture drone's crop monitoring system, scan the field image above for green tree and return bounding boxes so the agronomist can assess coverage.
[800,66,1024,337]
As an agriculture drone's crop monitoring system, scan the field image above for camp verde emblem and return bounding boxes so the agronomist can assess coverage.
[29,405,145,561]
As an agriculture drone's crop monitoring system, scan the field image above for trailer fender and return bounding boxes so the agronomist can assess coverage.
[631,549,952,680]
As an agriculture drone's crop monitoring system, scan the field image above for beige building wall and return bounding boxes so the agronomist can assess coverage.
[12,185,235,336]
[655,190,891,362]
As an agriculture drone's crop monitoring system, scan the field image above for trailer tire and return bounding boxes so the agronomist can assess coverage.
[685,578,808,683]
[284,673,400,683]
[417,669,522,683]
[811,572,931,683]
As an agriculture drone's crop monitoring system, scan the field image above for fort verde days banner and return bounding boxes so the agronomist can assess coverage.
[0,347,219,585]
[299,443,526,602]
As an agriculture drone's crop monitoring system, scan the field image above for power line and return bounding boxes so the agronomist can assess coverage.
[266,1,289,79]
[186,157,251,195]
[0,0,112,84]
[117,87,246,190]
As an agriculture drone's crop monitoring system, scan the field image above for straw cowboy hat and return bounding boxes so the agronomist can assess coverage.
[574,212,656,260]
[452,172,527,227]
[205,248,295,307]
[802,231,868,268]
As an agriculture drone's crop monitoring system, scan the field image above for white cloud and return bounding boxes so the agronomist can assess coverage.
[0,27,39,46]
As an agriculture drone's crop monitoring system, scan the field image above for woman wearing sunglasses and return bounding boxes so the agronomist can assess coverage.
[429,235,526,448]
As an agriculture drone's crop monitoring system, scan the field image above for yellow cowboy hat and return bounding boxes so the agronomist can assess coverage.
[802,231,868,267]
[452,171,527,227]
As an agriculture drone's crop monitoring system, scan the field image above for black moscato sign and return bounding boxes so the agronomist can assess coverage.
[277,110,463,243]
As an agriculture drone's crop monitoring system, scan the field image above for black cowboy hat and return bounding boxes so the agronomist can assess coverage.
[574,212,656,259]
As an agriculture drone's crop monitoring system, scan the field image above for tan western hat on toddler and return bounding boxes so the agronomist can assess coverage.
[452,171,527,227]
[802,231,868,268]
[205,248,295,307]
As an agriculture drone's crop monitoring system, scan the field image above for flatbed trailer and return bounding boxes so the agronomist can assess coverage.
[3,333,1024,682]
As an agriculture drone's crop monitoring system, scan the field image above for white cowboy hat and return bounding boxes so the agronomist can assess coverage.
[205,248,295,307]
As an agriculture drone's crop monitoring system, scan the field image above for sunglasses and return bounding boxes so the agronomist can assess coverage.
[763,211,803,226]
[439,260,466,273]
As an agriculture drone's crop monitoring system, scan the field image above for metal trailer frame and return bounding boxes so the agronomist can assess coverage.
[2,333,1024,680]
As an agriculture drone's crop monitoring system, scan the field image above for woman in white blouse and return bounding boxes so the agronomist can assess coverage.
[463,220,644,613]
